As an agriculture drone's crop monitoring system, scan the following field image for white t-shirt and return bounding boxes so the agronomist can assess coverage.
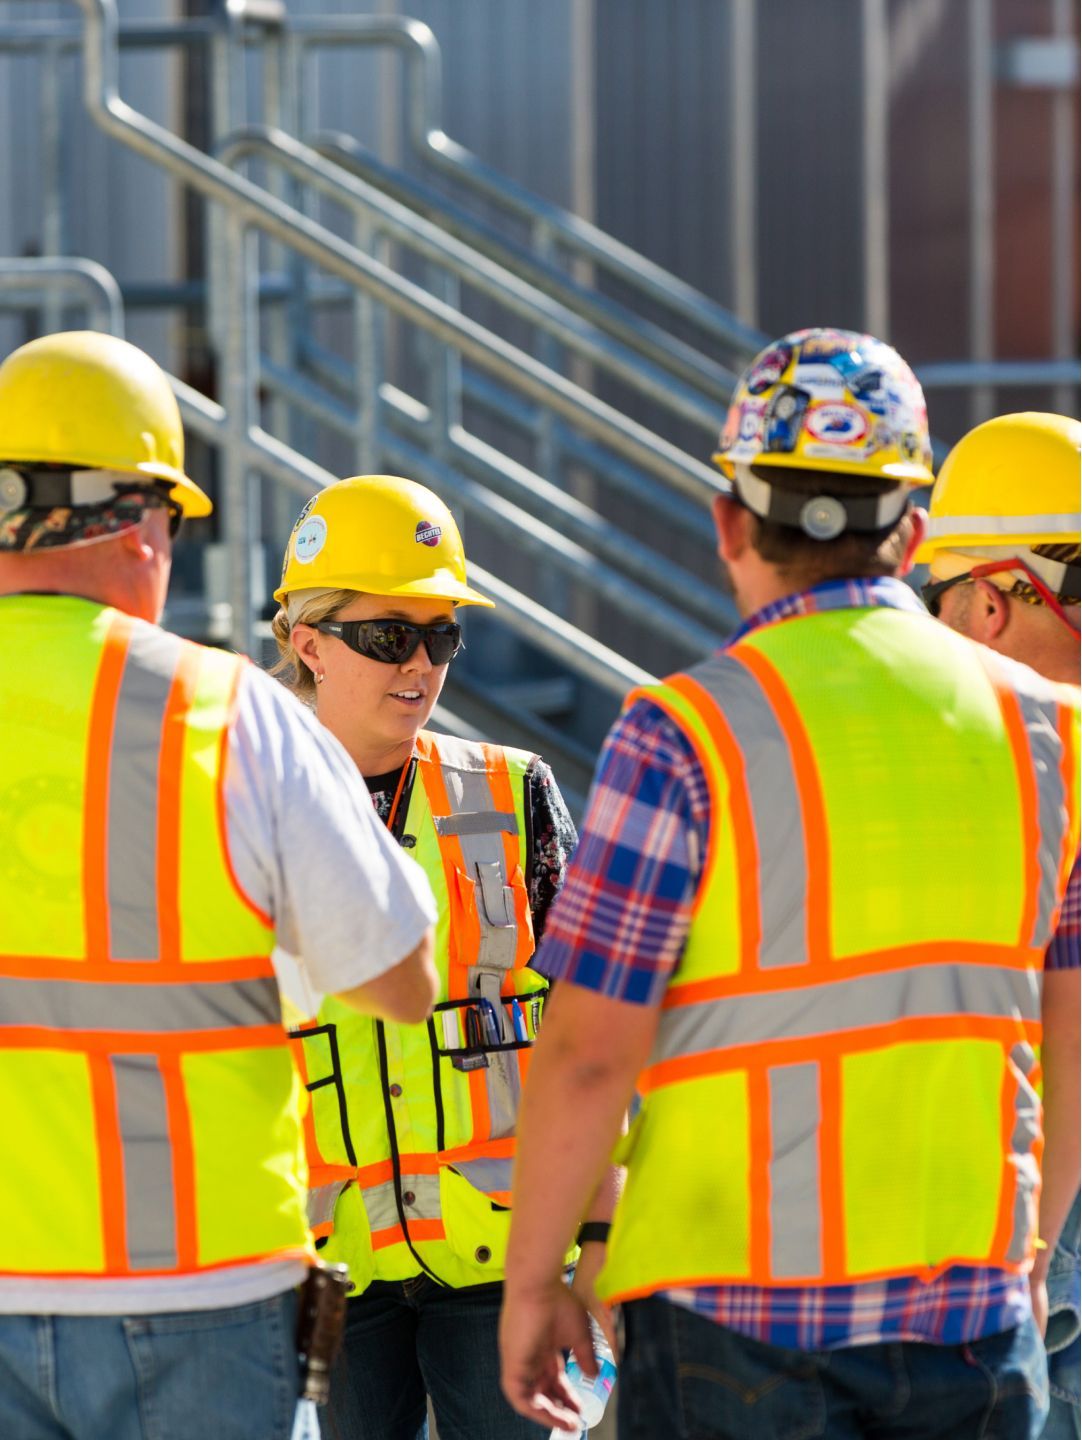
[2,664,436,1316]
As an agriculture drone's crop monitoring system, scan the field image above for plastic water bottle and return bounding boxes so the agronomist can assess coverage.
[557,1318,616,1432]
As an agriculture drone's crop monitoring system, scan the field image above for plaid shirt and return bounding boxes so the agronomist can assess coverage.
[538,576,1075,1348]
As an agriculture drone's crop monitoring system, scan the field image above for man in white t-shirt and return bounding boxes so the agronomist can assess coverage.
[0,331,437,1440]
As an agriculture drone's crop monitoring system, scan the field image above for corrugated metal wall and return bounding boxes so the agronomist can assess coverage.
[0,0,179,363]
[0,1,1077,422]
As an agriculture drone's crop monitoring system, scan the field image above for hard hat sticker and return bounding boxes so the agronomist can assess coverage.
[415,520,442,547]
[294,514,327,563]
[806,403,868,446]
[744,342,792,395]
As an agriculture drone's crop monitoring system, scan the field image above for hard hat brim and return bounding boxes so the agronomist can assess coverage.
[273,571,495,609]
[713,450,934,486]
[136,462,213,518]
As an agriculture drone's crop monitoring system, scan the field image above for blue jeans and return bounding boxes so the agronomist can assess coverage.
[1042,1192,1081,1440]
[329,1275,549,1440]
[617,1295,1049,1440]
[0,1291,301,1440]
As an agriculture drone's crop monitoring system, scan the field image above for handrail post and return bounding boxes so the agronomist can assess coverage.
[220,212,258,656]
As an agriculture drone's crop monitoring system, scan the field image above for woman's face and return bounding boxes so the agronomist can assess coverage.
[295,592,455,775]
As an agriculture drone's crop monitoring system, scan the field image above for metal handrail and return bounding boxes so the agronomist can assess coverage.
[2,13,1073,403]
[287,14,769,365]
[0,257,124,336]
[72,0,722,507]
[173,375,656,700]
[217,125,723,434]
[314,129,742,403]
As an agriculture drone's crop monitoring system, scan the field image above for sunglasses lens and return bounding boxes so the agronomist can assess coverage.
[362,622,417,663]
[425,625,462,664]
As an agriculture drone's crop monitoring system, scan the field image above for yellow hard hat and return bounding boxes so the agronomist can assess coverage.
[0,331,211,517]
[274,475,494,607]
[713,327,935,485]
[916,412,1081,563]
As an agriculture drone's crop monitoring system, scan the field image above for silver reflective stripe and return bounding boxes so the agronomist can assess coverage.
[768,1063,822,1279]
[0,976,280,1032]
[925,511,1082,539]
[433,740,523,977]
[361,1174,442,1234]
[433,811,517,838]
[451,1157,514,1195]
[112,1054,177,1270]
[1012,687,1071,947]
[484,1051,520,1142]
[1007,1042,1042,1264]
[106,627,183,960]
[362,1180,399,1233]
[308,1180,348,1232]
[656,962,1040,1062]
[687,655,809,969]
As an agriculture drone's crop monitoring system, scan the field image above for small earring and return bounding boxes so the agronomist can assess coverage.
[315,670,325,685]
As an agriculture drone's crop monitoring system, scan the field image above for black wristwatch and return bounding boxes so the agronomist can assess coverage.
[576,1221,611,1246]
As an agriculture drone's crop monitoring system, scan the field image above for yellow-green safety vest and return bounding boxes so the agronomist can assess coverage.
[600,606,1080,1304]
[0,595,310,1279]
[291,731,571,1291]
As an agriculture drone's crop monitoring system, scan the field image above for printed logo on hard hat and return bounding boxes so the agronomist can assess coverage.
[293,513,328,564]
[793,329,858,363]
[744,342,792,395]
[805,404,869,447]
[719,398,770,461]
[792,363,847,399]
[763,388,809,453]
[415,519,442,548]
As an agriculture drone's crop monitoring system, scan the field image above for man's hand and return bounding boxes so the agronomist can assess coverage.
[499,1280,593,1432]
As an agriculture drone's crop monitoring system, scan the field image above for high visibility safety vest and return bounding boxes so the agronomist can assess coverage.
[599,606,1081,1304]
[291,731,566,1292]
[0,596,310,1280]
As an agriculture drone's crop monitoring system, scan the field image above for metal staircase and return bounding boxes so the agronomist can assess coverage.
[0,0,767,812]
[4,2,1074,811]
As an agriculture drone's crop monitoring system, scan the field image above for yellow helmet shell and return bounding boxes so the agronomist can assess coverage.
[916,412,1081,563]
[275,475,494,608]
[713,327,935,485]
[0,330,211,517]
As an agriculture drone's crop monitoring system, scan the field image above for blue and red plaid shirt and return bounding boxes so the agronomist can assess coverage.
[537,576,1078,1349]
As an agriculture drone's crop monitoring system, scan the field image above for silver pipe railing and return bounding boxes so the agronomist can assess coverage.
[286,15,769,366]
[0,257,124,336]
[313,129,743,404]
[65,0,733,656]
[173,375,655,700]
[72,0,723,506]
[217,125,723,434]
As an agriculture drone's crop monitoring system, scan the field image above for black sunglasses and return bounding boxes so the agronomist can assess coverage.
[314,618,463,666]
[920,572,970,618]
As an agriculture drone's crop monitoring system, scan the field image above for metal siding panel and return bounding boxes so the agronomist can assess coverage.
[756,0,865,334]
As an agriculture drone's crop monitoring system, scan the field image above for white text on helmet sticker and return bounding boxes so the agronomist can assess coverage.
[293,514,327,563]
[793,363,846,398]
[415,520,442,547]
[805,403,868,446]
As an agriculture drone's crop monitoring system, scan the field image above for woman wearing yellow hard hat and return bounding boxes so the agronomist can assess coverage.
[272,475,592,1440]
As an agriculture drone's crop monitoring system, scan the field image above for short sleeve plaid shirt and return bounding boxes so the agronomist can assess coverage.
[536,576,1074,1348]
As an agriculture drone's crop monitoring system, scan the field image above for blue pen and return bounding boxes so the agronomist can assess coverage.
[510,998,527,1042]
[478,999,502,1046]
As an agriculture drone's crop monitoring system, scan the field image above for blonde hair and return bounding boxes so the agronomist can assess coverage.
[271,588,358,703]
